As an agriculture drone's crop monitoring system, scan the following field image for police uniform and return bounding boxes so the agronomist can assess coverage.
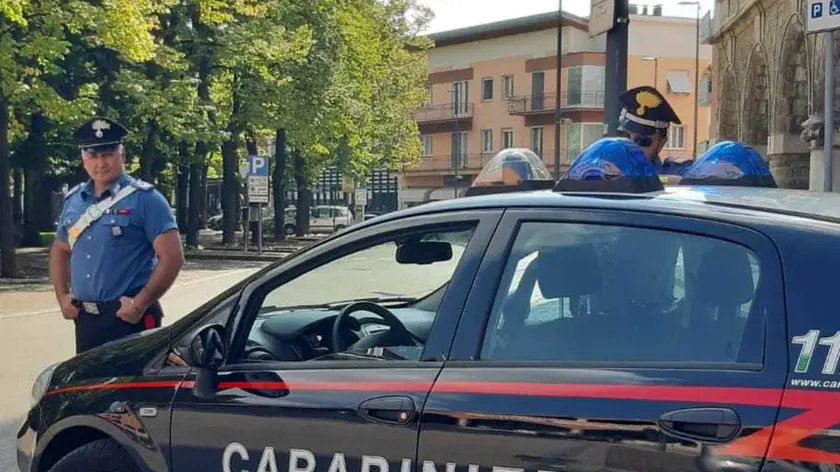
[56,117,179,354]
[617,86,692,177]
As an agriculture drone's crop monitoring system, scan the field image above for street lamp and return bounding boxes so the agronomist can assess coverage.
[641,56,658,87]
[679,0,701,159]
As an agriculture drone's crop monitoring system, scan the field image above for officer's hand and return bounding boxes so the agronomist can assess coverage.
[117,297,145,324]
[59,294,79,320]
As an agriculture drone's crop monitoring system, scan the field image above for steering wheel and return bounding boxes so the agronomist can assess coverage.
[331,301,420,353]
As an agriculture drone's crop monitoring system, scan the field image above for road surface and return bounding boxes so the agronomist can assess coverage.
[0,259,267,472]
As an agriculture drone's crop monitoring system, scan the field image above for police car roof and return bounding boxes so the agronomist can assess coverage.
[360,186,840,231]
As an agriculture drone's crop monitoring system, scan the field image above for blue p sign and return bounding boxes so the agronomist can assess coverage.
[248,155,270,176]
[812,1,824,17]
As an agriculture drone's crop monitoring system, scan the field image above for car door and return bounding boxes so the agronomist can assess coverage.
[418,208,787,472]
[167,209,503,472]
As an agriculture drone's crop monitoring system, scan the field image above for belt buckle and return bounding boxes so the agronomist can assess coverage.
[82,302,100,315]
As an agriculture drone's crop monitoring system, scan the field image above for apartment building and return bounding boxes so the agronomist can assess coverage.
[399,6,712,207]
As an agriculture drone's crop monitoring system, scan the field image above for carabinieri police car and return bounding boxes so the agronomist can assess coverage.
[19,139,840,472]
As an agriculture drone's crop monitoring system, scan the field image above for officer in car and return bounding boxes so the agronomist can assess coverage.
[679,140,777,187]
[616,85,692,177]
[50,117,185,354]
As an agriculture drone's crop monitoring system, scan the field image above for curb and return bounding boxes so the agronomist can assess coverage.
[184,251,287,262]
[0,278,50,286]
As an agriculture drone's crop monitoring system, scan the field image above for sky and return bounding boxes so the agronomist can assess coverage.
[417,0,716,34]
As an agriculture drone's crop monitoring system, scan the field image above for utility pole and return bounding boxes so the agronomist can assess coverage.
[554,0,563,179]
[603,0,629,136]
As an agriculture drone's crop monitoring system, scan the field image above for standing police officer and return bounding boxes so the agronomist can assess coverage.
[616,85,692,178]
[49,117,184,354]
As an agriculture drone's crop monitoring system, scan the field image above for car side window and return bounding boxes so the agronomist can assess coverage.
[480,222,764,365]
[239,225,476,363]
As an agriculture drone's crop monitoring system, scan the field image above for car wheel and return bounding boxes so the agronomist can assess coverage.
[284,224,296,236]
[47,438,140,472]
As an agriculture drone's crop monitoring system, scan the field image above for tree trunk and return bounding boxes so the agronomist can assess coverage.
[272,129,287,240]
[186,143,204,248]
[221,137,239,245]
[139,121,158,182]
[200,165,208,229]
[0,97,16,277]
[293,151,310,236]
[246,135,258,156]
[176,141,189,233]
[12,169,22,227]
[21,112,47,247]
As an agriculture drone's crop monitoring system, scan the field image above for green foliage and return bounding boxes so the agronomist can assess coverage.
[2,0,435,194]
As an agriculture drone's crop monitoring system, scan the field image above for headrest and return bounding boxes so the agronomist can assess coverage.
[696,243,756,305]
[535,244,602,298]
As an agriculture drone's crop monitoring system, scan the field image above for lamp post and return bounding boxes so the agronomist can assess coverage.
[641,56,658,87]
[553,0,563,179]
[679,1,701,159]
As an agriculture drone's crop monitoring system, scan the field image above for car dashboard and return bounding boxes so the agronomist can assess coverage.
[246,307,436,362]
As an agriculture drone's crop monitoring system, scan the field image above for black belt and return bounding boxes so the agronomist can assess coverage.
[72,286,143,316]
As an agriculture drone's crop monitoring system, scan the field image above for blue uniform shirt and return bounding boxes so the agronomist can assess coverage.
[55,172,178,302]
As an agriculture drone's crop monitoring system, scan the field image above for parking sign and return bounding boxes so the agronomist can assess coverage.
[807,0,840,32]
[247,155,270,177]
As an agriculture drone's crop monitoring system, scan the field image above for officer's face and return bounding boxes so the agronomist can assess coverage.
[81,147,125,184]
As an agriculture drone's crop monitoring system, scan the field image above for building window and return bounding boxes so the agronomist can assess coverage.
[421,135,433,156]
[567,65,605,107]
[699,77,712,106]
[503,75,515,99]
[502,128,514,149]
[482,78,494,101]
[451,131,467,168]
[566,122,605,162]
[668,124,685,149]
[666,70,692,94]
[481,129,493,153]
[451,80,469,116]
[425,85,433,107]
[530,126,543,157]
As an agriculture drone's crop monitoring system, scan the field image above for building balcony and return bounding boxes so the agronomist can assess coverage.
[402,153,492,175]
[400,150,570,177]
[413,103,474,133]
[506,92,605,117]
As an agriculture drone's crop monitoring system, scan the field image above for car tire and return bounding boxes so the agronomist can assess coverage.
[284,224,296,236]
[47,438,140,472]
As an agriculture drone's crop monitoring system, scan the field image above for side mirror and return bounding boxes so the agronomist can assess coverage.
[190,323,226,369]
[396,241,453,265]
[190,324,226,399]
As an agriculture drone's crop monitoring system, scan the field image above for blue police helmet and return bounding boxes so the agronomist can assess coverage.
[553,137,664,194]
[679,141,777,188]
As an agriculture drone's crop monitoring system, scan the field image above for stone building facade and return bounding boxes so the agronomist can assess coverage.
[708,0,840,188]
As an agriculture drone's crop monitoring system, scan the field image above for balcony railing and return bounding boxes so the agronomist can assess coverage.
[506,92,605,115]
[412,103,474,123]
[402,150,571,174]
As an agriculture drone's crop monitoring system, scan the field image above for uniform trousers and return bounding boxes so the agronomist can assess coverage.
[72,286,163,354]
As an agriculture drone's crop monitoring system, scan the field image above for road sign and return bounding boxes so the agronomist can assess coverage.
[354,187,367,206]
[807,0,840,33]
[589,0,616,37]
[247,175,269,203]
[246,155,271,177]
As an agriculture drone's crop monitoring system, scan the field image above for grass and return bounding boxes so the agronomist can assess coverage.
[40,232,55,246]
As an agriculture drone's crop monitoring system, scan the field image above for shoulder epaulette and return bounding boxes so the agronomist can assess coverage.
[64,184,82,199]
[131,179,155,191]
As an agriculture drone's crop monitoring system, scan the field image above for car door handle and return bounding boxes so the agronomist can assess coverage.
[357,396,416,425]
[657,407,741,442]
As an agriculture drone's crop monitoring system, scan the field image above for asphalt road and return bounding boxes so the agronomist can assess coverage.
[0,260,268,472]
